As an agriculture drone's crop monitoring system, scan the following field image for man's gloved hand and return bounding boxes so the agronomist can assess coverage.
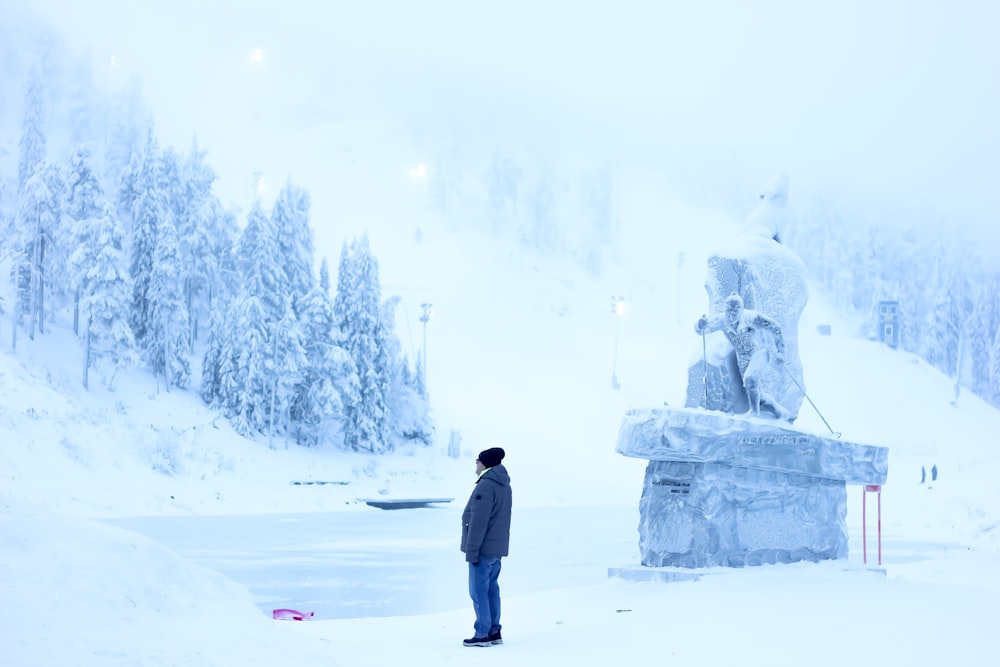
[696,315,708,334]
[774,351,785,364]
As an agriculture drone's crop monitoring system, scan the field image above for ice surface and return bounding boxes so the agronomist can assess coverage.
[617,408,888,484]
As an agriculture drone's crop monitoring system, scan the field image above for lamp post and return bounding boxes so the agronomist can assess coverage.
[420,302,433,385]
[611,296,625,389]
[104,53,116,160]
[248,48,265,208]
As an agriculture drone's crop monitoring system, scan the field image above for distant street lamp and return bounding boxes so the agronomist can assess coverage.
[249,47,265,206]
[611,296,625,389]
[420,302,433,385]
[249,49,264,119]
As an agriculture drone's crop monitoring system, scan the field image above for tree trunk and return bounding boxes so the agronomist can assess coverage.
[163,311,171,393]
[73,288,80,336]
[37,234,46,335]
[28,232,40,341]
[185,276,195,351]
[83,313,92,390]
[268,332,278,449]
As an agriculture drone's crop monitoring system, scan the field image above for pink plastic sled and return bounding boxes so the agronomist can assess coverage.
[272,608,315,621]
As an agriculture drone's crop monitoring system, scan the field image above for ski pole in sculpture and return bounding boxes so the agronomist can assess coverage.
[701,329,709,409]
[780,364,840,437]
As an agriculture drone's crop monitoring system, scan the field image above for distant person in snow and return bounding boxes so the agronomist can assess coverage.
[460,447,512,647]
[696,293,789,419]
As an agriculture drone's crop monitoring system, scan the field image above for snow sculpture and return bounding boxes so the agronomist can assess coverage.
[695,293,789,419]
[685,174,808,421]
[618,176,889,568]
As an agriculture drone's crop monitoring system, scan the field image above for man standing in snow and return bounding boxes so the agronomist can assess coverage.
[460,447,512,647]
[696,292,789,419]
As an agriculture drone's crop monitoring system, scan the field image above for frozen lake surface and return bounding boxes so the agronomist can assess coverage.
[104,497,964,624]
[106,506,641,620]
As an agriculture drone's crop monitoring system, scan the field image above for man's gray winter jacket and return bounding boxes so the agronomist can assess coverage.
[460,464,512,563]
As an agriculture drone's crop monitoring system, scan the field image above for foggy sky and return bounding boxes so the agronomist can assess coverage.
[22,0,1000,238]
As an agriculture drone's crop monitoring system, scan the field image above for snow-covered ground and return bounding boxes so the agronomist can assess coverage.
[2,198,999,665]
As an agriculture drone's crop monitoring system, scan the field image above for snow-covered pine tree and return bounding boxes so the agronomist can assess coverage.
[198,213,242,412]
[11,67,58,346]
[239,203,291,322]
[199,304,232,407]
[487,152,521,237]
[381,296,433,445]
[271,181,315,305]
[226,289,270,436]
[104,79,145,194]
[333,240,363,449]
[215,205,242,301]
[148,209,191,391]
[224,203,297,437]
[0,171,8,256]
[920,248,959,376]
[17,68,46,196]
[116,149,141,232]
[399,358,434,442]
[0,173,7,337]
[290,276,352,446]
[984,273,1000,405]
[66,57,96,150]
[128,126,164,349]
[335,234,391,453]
[892,232,927,354]
[413,351,428,400]
[66,148,104,222]
[78,204,136,390]
[520,179,559,255]
[177,137,231,347]
[319,256,331,293]
[332,242,352,327]
[267,303,307,447]
[159,148,185,230]
[14,161,63,343]
[947,246,981,404]
[192,197,239,345]
[64,147,104,334]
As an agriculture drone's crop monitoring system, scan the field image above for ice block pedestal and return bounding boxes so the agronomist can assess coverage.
[616,407,889,568]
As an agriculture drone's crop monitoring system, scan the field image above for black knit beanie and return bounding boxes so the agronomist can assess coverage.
[478,447,505,469]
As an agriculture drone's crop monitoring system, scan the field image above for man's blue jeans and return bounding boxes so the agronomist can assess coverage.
[468,556,502,638]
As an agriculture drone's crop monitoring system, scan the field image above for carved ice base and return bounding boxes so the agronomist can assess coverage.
[639,460,846,567]
[617,407,889,569]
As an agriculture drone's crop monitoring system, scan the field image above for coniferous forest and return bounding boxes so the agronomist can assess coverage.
[784,208,1000,410]
[1,55,433,453]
